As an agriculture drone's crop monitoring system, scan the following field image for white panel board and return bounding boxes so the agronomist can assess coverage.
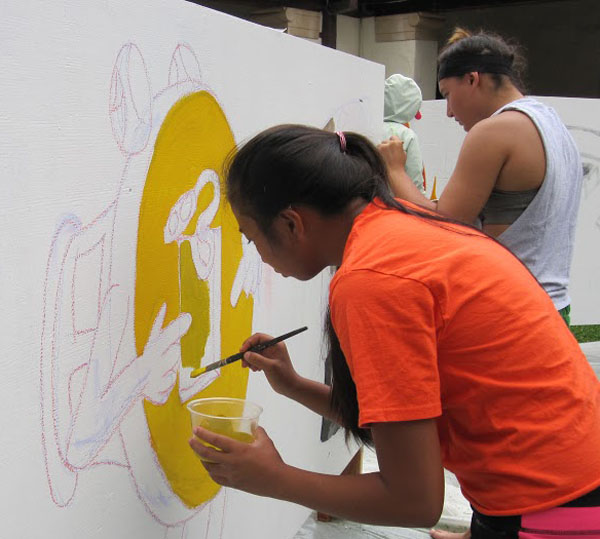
[0,1,384,537]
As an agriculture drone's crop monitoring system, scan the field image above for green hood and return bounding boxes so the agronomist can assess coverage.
[384,74,422,124]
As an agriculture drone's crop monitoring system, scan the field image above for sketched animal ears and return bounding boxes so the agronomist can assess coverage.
[168,43,202,86]
[323,117,336,132]
[109,43,153,156]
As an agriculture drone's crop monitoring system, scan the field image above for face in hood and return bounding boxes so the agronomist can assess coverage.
[384,73,422,124]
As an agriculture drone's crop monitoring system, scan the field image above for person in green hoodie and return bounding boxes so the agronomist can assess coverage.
[383,73,426,193]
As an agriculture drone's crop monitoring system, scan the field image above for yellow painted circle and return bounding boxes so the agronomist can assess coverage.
[135,91,253,507]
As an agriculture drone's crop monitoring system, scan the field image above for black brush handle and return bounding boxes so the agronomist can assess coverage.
[203,326,308,374]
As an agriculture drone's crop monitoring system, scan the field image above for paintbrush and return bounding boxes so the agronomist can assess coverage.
[190,326,308,378]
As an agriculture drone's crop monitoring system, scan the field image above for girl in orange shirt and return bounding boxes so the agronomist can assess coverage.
[188,124,600,538]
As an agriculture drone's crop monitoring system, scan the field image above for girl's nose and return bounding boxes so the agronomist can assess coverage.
[446,102,454,118]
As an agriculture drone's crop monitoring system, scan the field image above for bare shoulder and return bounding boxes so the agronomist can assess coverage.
[466,111,538,150]
[459,116,511,156]
[470,111,524,136]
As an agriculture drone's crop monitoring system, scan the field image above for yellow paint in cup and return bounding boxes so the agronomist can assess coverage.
[187,397,262,457]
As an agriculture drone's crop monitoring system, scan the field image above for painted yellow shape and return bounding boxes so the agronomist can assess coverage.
[180,239,210,368]
[430,176,438,201]
[135,91,253,507]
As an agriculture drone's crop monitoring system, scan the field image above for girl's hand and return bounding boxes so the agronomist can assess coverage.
[378,136,408,170]
[240,332,300,396]
[189,426,286,497]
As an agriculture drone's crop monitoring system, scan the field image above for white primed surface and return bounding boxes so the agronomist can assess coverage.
[0,1,383,537]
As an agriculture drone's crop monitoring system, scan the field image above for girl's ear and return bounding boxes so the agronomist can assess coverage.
[468,71,480,86]
[274,206,305,243]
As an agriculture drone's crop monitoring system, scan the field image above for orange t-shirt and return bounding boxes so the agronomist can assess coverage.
[329,200,600,516]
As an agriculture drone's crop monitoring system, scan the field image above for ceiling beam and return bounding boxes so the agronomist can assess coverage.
[189,0,570,19]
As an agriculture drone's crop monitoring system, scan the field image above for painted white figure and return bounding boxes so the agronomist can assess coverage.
[40,43,258,538]
[165,169,222,402]
[230,236,262,309]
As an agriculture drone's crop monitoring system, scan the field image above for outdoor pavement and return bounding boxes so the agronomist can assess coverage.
[582,341,600,375]
[294,341,600,539]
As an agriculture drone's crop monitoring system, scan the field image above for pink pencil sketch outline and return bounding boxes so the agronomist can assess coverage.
[40,42,261,539]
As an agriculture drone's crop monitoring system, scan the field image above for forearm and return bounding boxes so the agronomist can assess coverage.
[388,167,437,211]
[282,375,337,422]
[191,416,444,526]
[274,466,441,527]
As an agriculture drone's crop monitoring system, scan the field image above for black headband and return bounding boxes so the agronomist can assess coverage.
[438,52,513,81]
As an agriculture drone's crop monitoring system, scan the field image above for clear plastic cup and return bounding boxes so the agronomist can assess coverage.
[187,397,263,453]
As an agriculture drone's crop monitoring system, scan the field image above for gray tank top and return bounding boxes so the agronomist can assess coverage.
[492,97,583,310]
[481,187,539,225]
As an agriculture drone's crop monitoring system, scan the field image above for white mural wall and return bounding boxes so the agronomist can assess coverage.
[413,97,600,325]
[0,1,383,538]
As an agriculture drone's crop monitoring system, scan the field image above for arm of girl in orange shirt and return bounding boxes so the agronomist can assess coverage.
[190,417,445,527]
[239,331,336,422]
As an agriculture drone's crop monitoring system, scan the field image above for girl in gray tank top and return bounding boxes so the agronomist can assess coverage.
[378,28,583,317]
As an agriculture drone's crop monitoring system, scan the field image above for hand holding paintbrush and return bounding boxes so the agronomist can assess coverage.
[190,326,308,378]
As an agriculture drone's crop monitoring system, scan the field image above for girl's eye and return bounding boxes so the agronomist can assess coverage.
[245,237,253,245]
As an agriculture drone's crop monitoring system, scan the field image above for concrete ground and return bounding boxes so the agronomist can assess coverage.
[294,341,600,539]
[582,340,600,374]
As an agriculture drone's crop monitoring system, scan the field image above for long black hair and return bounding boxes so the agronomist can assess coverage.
[225,124,492,444]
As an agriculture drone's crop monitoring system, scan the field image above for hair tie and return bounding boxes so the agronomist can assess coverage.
[335,131,347,153]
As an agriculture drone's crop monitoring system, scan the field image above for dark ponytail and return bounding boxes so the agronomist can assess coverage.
[225,124,487,444]
[325,306,373,445]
